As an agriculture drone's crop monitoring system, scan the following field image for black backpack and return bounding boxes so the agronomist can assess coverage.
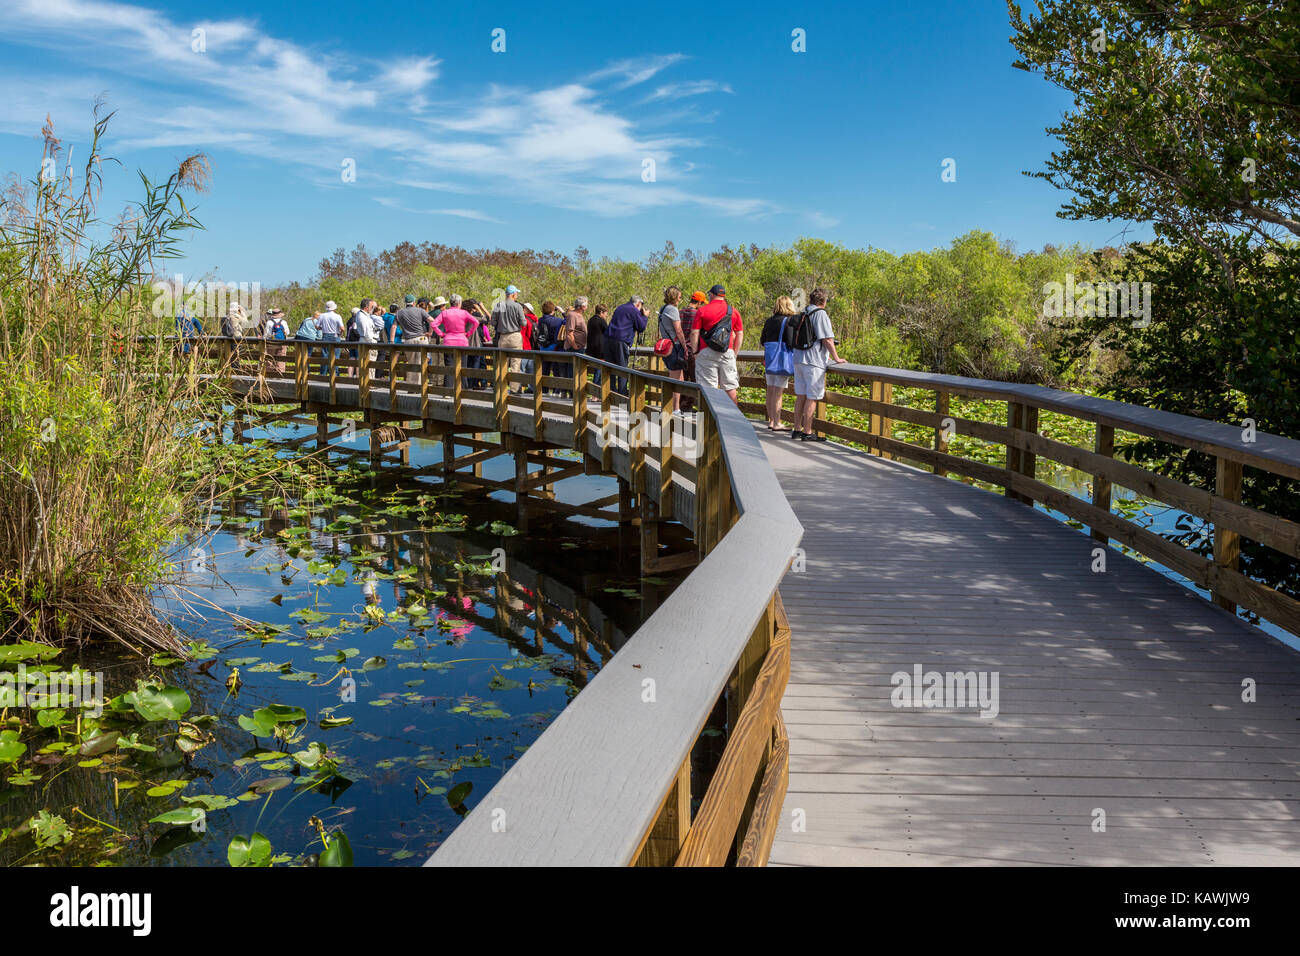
[703,304,734,352]
[533,316,555,349]
[784,308,820,351]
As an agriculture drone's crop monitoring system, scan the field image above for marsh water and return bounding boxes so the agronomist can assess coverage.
[0,417,691,866]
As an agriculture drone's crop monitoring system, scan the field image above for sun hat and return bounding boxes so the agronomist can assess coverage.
[431,295,449,308]
[325,300,337,311]
[522,303,535,315]
[690,290,707,303]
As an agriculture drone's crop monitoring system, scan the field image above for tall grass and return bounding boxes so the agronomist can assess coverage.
[0,106,226,654]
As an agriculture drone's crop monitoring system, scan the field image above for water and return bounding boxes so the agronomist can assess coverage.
[0,422,690,866]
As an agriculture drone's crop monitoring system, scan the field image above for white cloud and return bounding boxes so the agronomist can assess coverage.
[0,0,773,221]
[642,80,733,103]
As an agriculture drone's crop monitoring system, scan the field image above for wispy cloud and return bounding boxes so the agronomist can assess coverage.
[642,80,733,103]
[375,197,504,224]
[0,0,773,220]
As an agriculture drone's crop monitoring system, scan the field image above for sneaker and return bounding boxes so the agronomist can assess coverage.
[801,432,828,442]
[790,429,804,439]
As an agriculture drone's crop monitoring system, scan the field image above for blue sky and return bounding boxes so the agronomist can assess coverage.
[0,0,1148,285]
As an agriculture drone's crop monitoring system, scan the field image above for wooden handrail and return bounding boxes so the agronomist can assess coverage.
[155,334,801,866]
[726,348,1300,638]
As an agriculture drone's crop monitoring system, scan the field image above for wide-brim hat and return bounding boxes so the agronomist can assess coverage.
[431,296,449,308]
[325,300,338,311]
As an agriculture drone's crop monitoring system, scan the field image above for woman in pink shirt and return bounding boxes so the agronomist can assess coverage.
[430,293,479,346]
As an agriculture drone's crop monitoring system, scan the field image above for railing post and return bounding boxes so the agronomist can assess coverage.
[494,349,510,434]
[869,379,883,455]
[632,757,691,867]
[1092,423,1115,544]
[295,341,308,401]
[599,369,613,473]
[452,350,464,424]
[934,390,950,477]
[658,394,674,521]
[359,346,371,407]
[420,345,431,419]
[572,355,588,453]
[532,355,544,438]
[1213,456,1244,612]
[630,374,647,494]
[878,382,893,460]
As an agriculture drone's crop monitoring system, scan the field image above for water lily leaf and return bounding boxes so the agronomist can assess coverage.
[2,734,32,768]
[318,831,353,867]
[247,776,293,795]
[228,832,273,867]
[0,642,61,664]
[146,779,189,798]
[150,808,204,827]
[123,683,191,722]
[447,781,473,808]
[319,716,353,729]
[79,731,121,756]
[181,794,239,811]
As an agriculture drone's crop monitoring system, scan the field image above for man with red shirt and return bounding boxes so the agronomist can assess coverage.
[689,284,743,404]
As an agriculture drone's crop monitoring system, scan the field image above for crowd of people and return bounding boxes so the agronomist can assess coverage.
[194,282,847,440]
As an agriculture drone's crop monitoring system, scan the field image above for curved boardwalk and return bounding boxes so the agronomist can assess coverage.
[758,429,1300,866]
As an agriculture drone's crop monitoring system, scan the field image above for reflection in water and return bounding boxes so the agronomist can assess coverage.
[0,422,691,866]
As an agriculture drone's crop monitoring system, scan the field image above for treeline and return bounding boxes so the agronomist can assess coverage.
[267,231,1125,385]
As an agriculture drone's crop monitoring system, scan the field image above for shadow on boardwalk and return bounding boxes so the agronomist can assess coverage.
[758,428,1300,866]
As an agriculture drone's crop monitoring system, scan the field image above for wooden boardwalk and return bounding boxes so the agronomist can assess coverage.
[758,428,1300,866]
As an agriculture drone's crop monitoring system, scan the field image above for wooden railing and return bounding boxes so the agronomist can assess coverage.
[166,334,801,866]
[725,348,1300,639]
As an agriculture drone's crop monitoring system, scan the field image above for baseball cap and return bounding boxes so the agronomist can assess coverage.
[404,294,416,304]
[506,284,520,296]
[708,284,726,296]
[690,291,707,303]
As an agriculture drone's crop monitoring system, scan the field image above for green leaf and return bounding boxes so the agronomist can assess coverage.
[150,808,204,827]
[318,830,353,867]
[228,832,273,867]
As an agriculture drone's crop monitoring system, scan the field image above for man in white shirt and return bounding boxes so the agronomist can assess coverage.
[317,300,345,375]
[792,288,847,442]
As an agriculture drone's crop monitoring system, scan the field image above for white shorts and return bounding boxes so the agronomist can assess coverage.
[695,348,739,391]
[793,363,826,400]
[765,373,790,388]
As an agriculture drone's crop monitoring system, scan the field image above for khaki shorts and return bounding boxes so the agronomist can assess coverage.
[765,373,790,388]
[695,348,739,391]
[793,363,826,400]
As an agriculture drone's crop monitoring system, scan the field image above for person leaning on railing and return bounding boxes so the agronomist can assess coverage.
[657,286,690,413]
[263,307,292,374]
[759,296,800,430]
[585,304,609,387]
[394,294,433,384]
[689,284,743,405]
[491,285,528,394]
[562,296,589,384]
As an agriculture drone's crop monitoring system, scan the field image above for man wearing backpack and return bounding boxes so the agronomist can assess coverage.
[263,307,291,374]
[689,284,743,404]
[791,288,847,442]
